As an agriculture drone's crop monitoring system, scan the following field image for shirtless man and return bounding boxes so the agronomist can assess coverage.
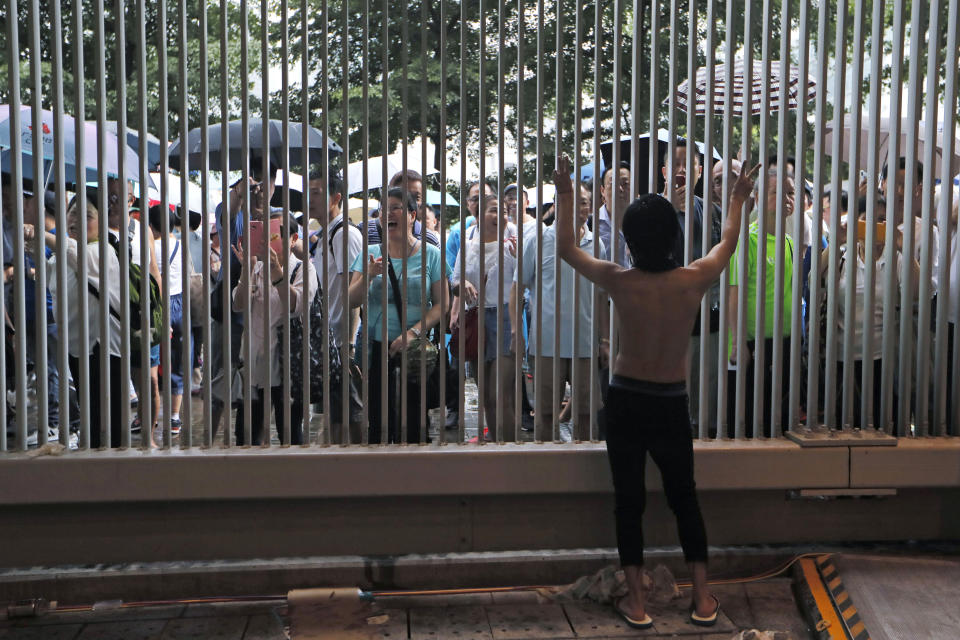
[555,154,759,629]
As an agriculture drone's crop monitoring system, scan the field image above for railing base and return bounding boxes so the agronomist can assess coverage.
[786,427,898,447]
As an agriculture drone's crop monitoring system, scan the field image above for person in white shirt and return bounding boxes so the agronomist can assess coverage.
[294,167,365,444]
[149,204,189,437]
[31,196,126,448]
[511,182,608,441]
[231,219,317,445]
[451,195,517,441]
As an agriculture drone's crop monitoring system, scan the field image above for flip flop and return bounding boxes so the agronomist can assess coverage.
[613,597,653,630]
[689,595,720,627]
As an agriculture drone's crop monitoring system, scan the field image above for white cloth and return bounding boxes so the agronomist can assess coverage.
[309,215,363,345]
[46,238,123,357]
[516,225,605,358]
[898,218,939,295]
[233,255,317,389]
[452,223,517,308]
[155,234,184,296]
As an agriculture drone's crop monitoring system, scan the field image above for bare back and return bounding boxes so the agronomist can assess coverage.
[608,266,707,383]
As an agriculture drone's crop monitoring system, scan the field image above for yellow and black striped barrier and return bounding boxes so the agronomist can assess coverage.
[794,554,871,640]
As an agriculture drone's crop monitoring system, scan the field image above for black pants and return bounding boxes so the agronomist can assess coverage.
[368,340,426,444]
[69,344,124,448]
[235,385,303,446]
[727,337,791,438]
[605,376,708,567]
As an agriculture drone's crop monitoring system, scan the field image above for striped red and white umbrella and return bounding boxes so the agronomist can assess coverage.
[667,60,817,117]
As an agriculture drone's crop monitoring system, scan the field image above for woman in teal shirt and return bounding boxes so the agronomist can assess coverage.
[349,188,450,443]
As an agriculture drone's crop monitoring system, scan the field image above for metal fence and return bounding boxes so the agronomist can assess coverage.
[1,0,958,452]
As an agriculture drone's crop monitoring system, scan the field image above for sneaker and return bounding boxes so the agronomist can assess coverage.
[444,408,459,430]
[521,412,535,432]
[170,418,182,436]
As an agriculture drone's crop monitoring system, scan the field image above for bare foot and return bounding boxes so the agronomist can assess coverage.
[615,594,647,620]
[692,593,718,618]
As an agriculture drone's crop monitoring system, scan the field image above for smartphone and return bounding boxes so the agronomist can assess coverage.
[857,219,885,243]
[247,218,284,257]
[675,174,686,188]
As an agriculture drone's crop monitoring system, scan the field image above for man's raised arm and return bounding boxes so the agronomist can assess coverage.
[688,161,761,285]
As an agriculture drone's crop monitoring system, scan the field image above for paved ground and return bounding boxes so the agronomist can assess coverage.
[0,578,810,639]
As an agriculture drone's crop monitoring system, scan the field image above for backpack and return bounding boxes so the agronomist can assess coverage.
[107,220,164,366]
[278,261,342,404]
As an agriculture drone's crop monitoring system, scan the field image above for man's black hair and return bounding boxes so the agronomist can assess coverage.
[767,153,797,170]
[673,138,702,167]
[881,156,923,183]
[621,193,681,272]
[250,156,279,183]
[386,187,418,213]
[307,165,344,195]
[388,168,423,187]
[600,161,631,187]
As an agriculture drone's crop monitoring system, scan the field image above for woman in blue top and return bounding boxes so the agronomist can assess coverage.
[349,188,450,443]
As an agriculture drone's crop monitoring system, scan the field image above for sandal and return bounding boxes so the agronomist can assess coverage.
[689,595,720,627]
[613,597,653,630]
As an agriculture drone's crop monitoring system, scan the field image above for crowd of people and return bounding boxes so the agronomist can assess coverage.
[3,139,959,447]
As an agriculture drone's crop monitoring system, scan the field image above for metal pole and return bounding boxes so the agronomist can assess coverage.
[933,0,959,435]
[198,0,214,448]
[716,0,735,438]
[280,0,293,447]
[260,0,274,448]
[155,0,172,448]
[219,0,234,448]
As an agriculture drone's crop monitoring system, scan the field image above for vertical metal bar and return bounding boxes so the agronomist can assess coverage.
[379,0,389,445]
[933,0,959,435]
[438,0,449,446]
[49,0,70,448]
[219,0,233,448]
[896,0,926,435]
[750,0,772,440]
[458,0,468,444]
[769,0,791,439]
[879,0,906,434]
[914,0,944,438]
[28,0,50,443]
[260,0,273,448]
[197,0,213,448]
[398,0,410,446]
[841,0,867,430]
[319,0,331,449]
[648,0,658,195]
[156,0,172,446]
[513,0,524,443]
[823,0,848,432]
[790,0,812,431]
[359,0,370,445]
[418,0,428,445]
[477,0,486,445]
[532,0,544,443]
[553,0,565,445]
[859,0,885,431]
[72,0,91,449]
[734,0,754,440]
[496,0,506,442]
[716,0,735,437]
[344,0,355,445]
[239,0,253,448]
[114,0,135,450]
[154,0,171,448]
[4,7,28,450]
[571,0,584,441]
[299,0,311,446]
[699,0,714,440]
[280,0,292,447]
[664,0,676,209]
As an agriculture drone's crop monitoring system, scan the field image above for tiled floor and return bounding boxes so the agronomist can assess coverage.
[0,578,809,639]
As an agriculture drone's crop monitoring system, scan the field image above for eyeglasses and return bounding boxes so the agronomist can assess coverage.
[466,196,480,203]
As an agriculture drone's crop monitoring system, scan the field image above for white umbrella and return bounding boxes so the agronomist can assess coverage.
[345,151,439,194]
[669,60,816,117]
[148,172,222,218]
[822,115,960,178]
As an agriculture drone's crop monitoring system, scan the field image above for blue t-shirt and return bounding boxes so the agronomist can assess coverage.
[349,242,451,342]
[444,216,477,270]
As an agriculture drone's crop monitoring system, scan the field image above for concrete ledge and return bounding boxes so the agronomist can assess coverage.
[0,439,849,505]
[850,437,960,488]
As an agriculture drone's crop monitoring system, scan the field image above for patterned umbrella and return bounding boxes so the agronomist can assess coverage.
[667,60,816,117]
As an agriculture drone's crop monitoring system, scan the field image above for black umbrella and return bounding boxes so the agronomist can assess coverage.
[167,118,342,173]
[598,131,721,197]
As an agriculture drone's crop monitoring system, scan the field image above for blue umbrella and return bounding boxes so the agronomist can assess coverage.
[0,105,154,190]
[104,120,164,171]
[425,189,458,207]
